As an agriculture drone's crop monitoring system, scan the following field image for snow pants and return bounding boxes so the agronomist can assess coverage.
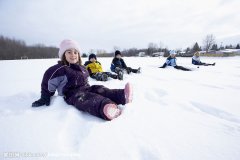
[159,63,191,71]
[91,72,118,81]
[65,85,126,120]
[115,67,139,74]
[174,66,191,71]
[193,62,215,66]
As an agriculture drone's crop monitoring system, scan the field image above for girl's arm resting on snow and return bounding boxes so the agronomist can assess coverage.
[32,93,50,107]
[32,64,64,107]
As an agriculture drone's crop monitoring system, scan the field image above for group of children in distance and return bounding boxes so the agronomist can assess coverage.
[84,50,141,81]
[159,50,215,71]
[32,39,215,121]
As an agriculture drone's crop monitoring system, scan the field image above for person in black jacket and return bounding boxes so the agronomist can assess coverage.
[110,50,141,77]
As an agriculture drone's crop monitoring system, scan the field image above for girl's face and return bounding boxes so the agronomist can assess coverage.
[170,54,176,58]
[65,49,79,64]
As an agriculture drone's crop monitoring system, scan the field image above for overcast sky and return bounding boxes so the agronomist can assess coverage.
[0,0,239,52]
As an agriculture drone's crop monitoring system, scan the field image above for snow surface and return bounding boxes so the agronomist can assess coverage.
[0,57,240,160]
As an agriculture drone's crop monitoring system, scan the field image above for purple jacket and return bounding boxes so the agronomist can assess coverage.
[41,61,90,99]
[40,61,126,120]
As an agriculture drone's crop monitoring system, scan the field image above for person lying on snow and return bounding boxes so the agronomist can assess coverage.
[192,51,215,66]
[84,53,121,81]
[32,39,133,121]
[110,50,141,79]
[159,50,191,71]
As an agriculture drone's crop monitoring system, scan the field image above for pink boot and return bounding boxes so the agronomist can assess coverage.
[125,82,133,104]
[103,104,121,120]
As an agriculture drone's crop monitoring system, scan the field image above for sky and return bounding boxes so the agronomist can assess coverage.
[0,0,240,53]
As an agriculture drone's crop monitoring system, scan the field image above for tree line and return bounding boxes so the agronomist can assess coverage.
[0,35,58,60]
[89,34,240,58]
[91,44,169,57]
[1,34,239,60]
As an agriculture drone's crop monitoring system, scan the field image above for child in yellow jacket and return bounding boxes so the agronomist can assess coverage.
[84,54,122,81]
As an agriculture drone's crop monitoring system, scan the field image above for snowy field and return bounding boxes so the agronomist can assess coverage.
[0,56,240,160]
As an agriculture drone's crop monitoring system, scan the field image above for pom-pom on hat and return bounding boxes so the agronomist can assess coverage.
[89,53,97,60]
[58,39,81,59]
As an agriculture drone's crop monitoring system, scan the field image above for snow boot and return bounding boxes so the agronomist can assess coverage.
[101,73,108,81]
[137,67,141,73]
[124,82,133,103]
[103,104,121,120]
[117,70,123,80]
[108,73,118,79]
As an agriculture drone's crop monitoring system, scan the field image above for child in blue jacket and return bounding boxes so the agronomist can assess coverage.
[111,50,141,78]
[159,50,191,71]
[192,51,215,66]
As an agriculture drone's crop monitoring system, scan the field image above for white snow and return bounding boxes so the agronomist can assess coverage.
[0,57,240,160]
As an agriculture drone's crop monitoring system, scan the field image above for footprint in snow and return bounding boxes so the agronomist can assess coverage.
[190,101,240,124]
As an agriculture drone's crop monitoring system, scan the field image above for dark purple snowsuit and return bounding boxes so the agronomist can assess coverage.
[41,61,126,120]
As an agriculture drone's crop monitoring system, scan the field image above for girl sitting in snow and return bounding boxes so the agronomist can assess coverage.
[110,50,141,79]
[192,51,215,66]
[32,39,133,121]
[159,50,191,71]
[84,53,121,81]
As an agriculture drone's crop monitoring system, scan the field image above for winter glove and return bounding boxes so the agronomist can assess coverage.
[32,94,50,107]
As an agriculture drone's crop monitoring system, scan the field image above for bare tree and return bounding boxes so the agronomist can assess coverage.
[88,49,95,54]
[147,42,158,56]
[124,48,138,57]
[158,41,164,51]
[96,49,107,55]
[203,34,216,53]
[0,35,58,60]
[113,46,121,52]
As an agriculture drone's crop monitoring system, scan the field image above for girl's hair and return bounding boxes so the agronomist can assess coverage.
[61,51,82,65]
[194,51,200,56]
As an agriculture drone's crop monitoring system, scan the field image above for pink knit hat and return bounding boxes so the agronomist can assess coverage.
[58,39,81,58]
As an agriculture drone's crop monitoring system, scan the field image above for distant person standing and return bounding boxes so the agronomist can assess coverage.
[110,50,141,79]
[159,50,191,71]
[192,51,215,66]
